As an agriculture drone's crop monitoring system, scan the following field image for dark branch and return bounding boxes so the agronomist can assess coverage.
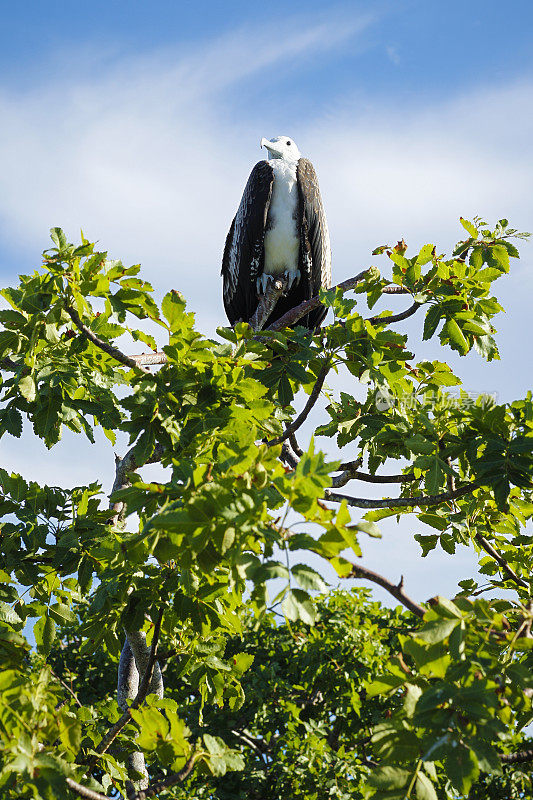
[280,442,299,470]
[267,270,371,331]
[331,466,416,489]
[475,533,529,590]
[368,301,421,326]
[132,753,198,799]
[342,560,424,618]
[84,609,164,772]
[500,748,533,764]
[289,432,303,457]
[324,482,476,509]
[65,304,153,375]
[250,277,288,331]
[266,359,330,447]
[338,458,363,471]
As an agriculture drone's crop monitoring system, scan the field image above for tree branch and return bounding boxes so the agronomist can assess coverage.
[131,352,167,367]
[250,277,288,331]
[323,482,477,509]
[381,285,411,295]
[267,270,371,331]
[475,533,529,590]
[65,304,153,375]
[500,748,533,764]
[132,753,198,799]
[279,442,300,470]
[266,359,330,447]
[289,432,303,456]
[331,466,416,489]
[368,301,421,326]
[342,560,425,618]
[108,442,165,526]
[66,779,109,800]
[84,609,164,773]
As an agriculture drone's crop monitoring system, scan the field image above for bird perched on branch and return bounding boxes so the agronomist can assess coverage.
[222,136,331,329]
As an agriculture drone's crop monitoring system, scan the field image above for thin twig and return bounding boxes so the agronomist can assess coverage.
[50,666,83,708]
[65,304,152,375]
[84,609,164,773]
[132,753,198,799]
[368,301,421,326]
[324,482,476,509]
[475,534,529,590]
[342,561,424,618]
[266,360,330,447]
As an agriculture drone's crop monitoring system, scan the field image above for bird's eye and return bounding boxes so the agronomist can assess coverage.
[286,141,291,145]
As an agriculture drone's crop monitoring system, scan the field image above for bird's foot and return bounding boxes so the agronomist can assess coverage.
[283,268,300,291]
[256,273,273,295]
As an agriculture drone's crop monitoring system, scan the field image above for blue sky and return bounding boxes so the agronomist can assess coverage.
[2,0,533,95]
[1,1,532,606]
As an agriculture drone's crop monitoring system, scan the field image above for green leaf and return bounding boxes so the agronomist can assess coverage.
[231,652,254,676]
[1,407,23,438]
[459,217,478,238]
[282,589,316,625]
[416,244,435,266]
[416,771,438,800]
[446,743,479,794]
[292,564,328,592]
[34,614,56,656]
[162,290,187,331]
[416,617,460,644]
[50,227,67,249]
[443,318,469,354]
[423,305,442,340]
[367,765,411,790]
[48,602,76,624]
[18,375,36,402]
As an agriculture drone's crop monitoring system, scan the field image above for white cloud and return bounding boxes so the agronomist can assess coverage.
[1,20,532,608]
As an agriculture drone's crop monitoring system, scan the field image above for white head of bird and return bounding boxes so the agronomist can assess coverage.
[260,135,301,164]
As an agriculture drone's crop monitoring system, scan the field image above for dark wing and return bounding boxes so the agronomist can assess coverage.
[222,160,274,325]
[296,158,332,329]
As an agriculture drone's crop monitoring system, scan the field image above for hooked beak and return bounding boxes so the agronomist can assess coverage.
[260,137,282,158]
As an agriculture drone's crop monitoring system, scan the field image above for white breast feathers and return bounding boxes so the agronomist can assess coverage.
[258,160,300,293]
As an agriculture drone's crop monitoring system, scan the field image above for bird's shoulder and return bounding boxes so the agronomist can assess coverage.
[296,157,319,186]
[245,159,274,183]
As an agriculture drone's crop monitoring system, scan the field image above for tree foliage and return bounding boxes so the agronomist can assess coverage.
[0,217,532,799]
